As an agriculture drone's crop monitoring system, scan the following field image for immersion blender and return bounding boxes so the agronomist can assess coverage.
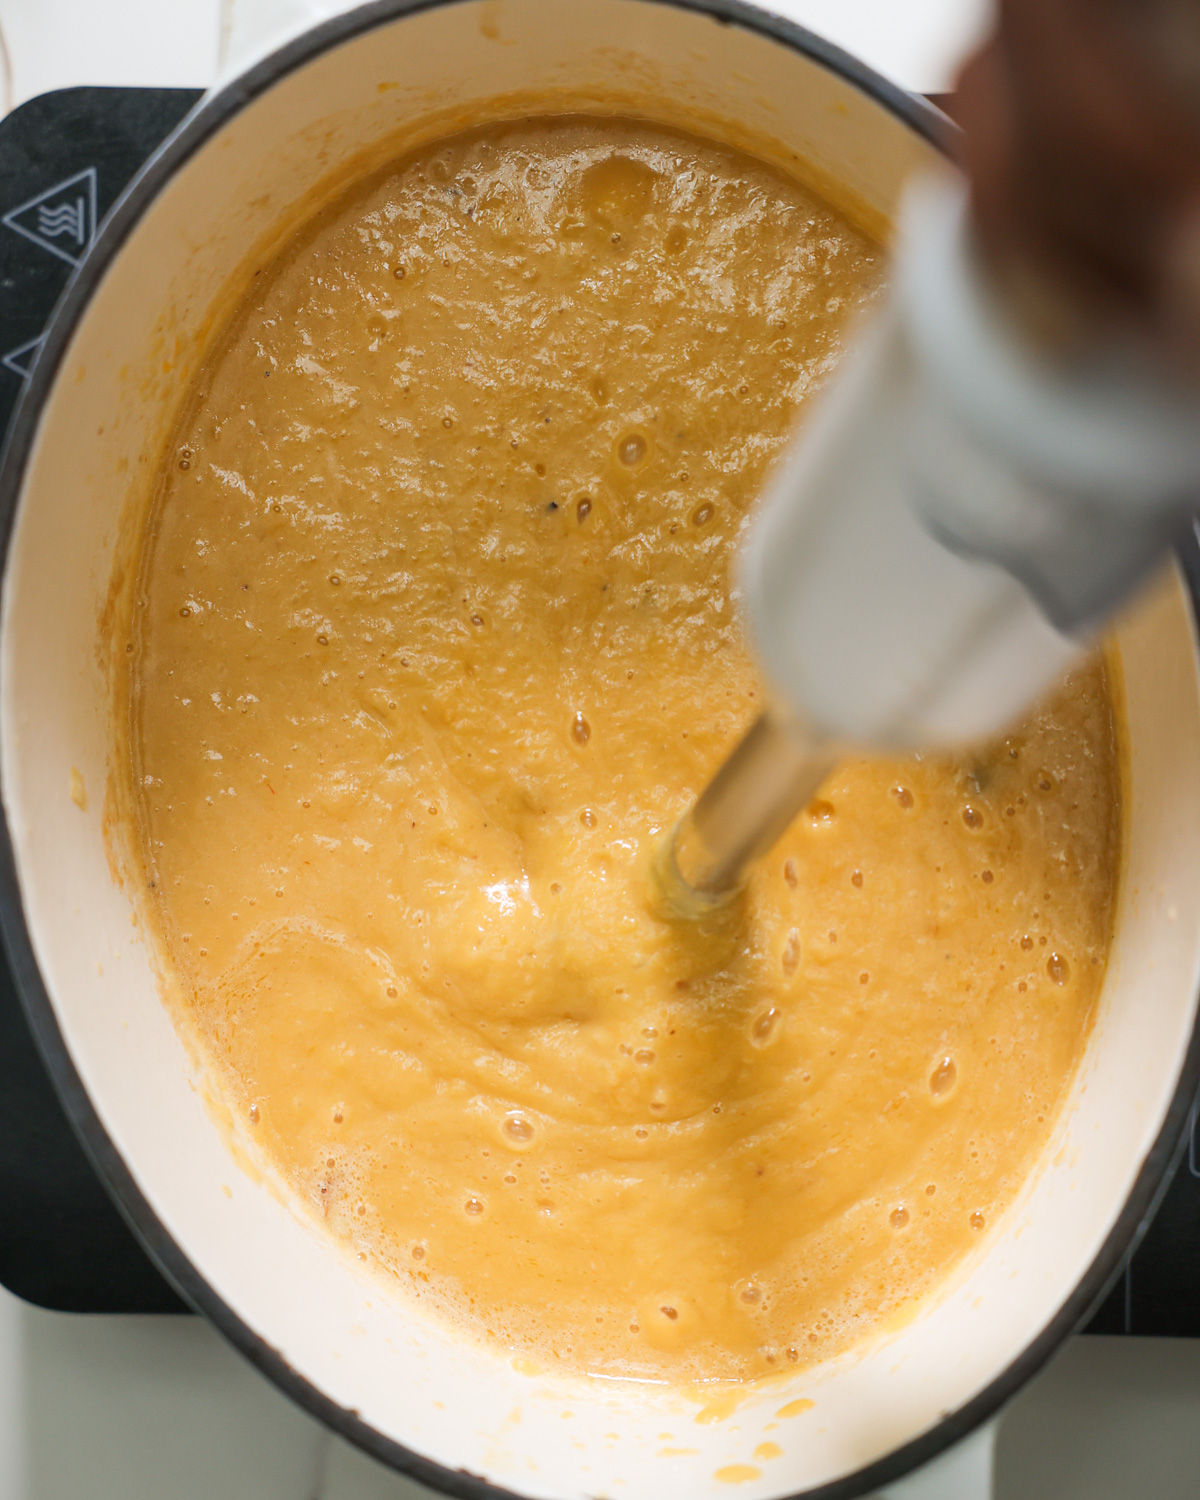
[657,174,1200,917]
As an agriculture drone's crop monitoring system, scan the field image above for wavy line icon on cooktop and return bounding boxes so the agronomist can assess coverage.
[2,166,97,266]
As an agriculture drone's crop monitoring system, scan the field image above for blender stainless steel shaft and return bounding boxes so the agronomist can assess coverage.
[654,708,834,918]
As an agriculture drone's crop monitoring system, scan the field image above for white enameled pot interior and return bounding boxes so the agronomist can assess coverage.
[3,3,1200,1497]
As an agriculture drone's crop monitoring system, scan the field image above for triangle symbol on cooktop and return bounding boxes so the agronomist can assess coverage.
[1,334,44,380]
[2,167,97,267]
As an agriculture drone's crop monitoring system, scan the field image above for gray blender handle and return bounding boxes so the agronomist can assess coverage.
[881,1422,996,1500]
[744,173,1200,754]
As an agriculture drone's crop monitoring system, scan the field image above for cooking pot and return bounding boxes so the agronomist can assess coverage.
[2,3,1199,1497]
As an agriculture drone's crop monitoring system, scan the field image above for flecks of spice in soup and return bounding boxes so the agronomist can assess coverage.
[131,118,1120,1383]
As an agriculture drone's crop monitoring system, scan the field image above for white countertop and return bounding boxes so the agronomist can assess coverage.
[0,0,988,104]
[3,1296,1199,1500]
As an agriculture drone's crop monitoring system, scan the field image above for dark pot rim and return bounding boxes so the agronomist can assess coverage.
[0,2,1195,1497]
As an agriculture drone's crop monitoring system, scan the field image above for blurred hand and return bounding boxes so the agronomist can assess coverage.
[952,0,1200,359]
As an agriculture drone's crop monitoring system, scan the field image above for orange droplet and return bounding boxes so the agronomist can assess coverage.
[1047,952,1070,984]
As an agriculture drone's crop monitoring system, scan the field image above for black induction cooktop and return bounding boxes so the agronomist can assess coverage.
[0,85,1196,1327]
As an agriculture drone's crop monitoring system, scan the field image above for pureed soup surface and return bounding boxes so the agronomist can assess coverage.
[130,118,1120,1384]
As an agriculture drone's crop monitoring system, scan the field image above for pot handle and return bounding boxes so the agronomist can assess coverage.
[879,1421,996,1500]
